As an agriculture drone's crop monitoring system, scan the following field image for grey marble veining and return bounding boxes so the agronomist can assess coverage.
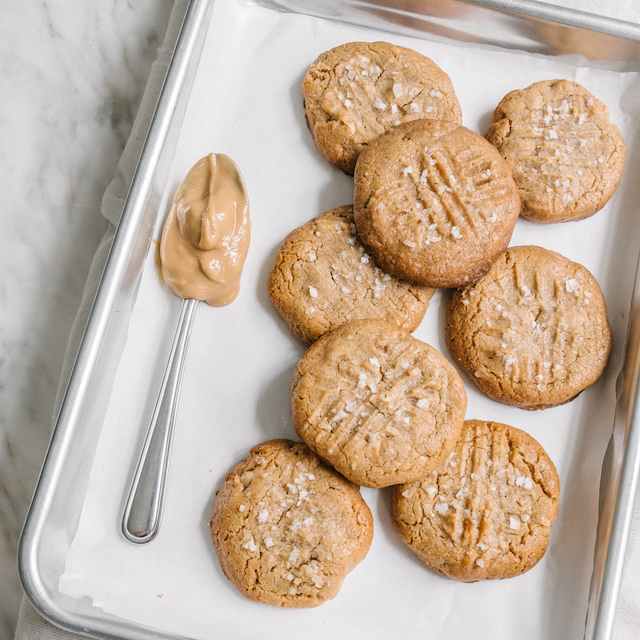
[0,1,173,638]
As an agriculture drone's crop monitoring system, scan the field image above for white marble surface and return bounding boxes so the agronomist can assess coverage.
[0,1,173,638]
[3,1,640,640]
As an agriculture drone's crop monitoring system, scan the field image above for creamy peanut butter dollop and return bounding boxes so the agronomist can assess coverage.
[160,153,250,306]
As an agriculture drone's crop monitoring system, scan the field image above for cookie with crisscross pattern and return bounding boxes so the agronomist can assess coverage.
[353,119,520,288]
[391,419,560,581]
[268,205,434,344]
[446,245,611,409]
[290,318,467,488]
[485,79,625,223]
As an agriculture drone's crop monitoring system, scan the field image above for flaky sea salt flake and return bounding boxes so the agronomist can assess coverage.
[565,278,579,294]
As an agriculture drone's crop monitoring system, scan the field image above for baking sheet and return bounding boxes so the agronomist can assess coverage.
[56,0,640,637]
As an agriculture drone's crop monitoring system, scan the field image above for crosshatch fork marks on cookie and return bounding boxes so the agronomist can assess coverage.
[407,142,517,237]
[353,119,521,288]
[446,245,611,409]
[291,319,467,488]
[390,419,560,582]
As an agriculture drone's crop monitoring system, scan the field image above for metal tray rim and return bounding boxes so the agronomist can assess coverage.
[17,0,213,637]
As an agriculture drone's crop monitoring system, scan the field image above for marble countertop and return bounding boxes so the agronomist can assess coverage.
[3,1,640,640]
[1,1,173,637]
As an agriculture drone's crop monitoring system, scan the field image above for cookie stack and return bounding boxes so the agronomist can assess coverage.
[210,40,625,606]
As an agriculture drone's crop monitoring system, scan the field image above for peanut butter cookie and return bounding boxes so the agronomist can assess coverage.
[303,41,462,174]
[353,119,521,288]
[391,419,560,581]
[290,318,467,488]
[446,245,611,409]
[209,439,373,607]
[485,79,626,223]
[268,205,434,344]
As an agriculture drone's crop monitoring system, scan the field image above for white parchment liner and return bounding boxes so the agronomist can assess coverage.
[58,0,640,637]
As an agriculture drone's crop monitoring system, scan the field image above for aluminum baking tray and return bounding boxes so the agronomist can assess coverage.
[18,0,640,639]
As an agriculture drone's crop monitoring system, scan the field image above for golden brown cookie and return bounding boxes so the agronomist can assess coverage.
[268,205,434,344]
[446,245,611,409]
[209,439,373,608]
[353,119,521,288]
[303,41,462,174]
[290,319,467,488]
[391,419,560,582]
[485,78,626,223]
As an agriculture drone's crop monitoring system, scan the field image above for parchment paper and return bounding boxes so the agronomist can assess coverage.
[58,0,640,637]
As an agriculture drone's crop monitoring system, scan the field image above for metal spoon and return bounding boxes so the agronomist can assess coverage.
[122,297,198,543]
[121,153,249,543]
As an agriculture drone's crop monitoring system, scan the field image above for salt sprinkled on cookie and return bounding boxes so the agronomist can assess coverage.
[209,439,373,607]
[290,319,467,488]
[391,420,560,582]
[485,79,626,223]
[446,245,611,409]
[268,205,434,344]
[303,41,462,174]
[353,119,521,288]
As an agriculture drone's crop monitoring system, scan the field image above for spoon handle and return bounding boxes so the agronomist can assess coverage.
[122,297,199,543]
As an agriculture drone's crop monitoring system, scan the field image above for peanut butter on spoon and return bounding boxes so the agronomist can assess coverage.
[160,153,251,306]
[122,154,250,544]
